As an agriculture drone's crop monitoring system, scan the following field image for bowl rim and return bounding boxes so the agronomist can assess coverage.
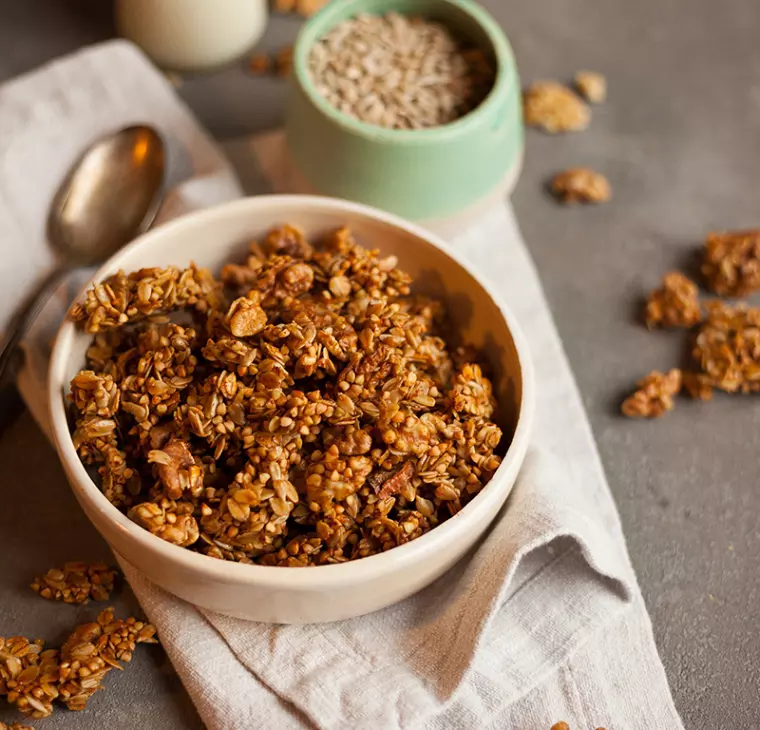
[48,194,535,589]
[292,0,517,144]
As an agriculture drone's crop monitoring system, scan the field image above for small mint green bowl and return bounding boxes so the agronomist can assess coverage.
[286,0,523,232]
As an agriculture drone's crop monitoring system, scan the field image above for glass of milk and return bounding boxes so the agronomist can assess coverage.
[115,0,268,72]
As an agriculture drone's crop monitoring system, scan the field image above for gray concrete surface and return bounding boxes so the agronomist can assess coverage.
[1,0,759,728]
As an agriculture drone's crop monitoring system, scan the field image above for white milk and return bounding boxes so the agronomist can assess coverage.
[115,0,268,71]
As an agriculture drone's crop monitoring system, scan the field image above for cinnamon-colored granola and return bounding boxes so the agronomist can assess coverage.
[702,229,760,297]
[644,272,702,329]
[621,369,682,418]
[68,225,504,566]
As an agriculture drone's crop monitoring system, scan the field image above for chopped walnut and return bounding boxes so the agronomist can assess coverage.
[69,225,504,565]
[702,229,760,297]
[574,70,607,104]
[148,439,203,500]
[645,272,702,329]
[31,562,116,604]
[226,292,268,337]
[693,301,760,393]
[523,81,591,133]
[551,168,611,204]
[368,461,415,499]
[621,369,682,418]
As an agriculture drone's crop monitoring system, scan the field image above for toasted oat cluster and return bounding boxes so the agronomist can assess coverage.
[523,81,591,133]
[0,610,156,719]
[550,167,611,204]
[67,225,504,566]
[702,229,760,297]
[693,301,760,394]
[31,562,116,605]
[621,368,682,418]
[574,70,607,104]
[644,272,702,329]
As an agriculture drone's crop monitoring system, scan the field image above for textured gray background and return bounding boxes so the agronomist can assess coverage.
[1,0,759,728]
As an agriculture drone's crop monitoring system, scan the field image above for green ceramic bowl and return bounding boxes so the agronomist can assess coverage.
[286,0,523,230]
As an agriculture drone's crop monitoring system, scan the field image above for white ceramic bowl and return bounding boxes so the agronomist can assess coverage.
[48,195,534,624]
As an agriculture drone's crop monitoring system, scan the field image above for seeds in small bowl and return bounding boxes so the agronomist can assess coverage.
[307,12,495,130]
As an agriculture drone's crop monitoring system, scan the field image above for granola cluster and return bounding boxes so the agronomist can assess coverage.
[30,562,116,605]
[523,81,591,133]
[550,167,611,204]
[644,271,702,329]
[621,369,682,418]
[0,610,156,720]
[624,228,760,417]
[68,225,504,566]
[694,301,760,394]
[702,229,760,297]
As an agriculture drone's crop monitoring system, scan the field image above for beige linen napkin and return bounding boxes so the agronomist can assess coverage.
[3,41,684,730]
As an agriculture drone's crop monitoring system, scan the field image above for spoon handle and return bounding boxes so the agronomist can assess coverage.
[0,266,69,383]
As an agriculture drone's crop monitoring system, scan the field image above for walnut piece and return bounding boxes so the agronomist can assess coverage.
[523,81,590,133]
[621,369,682,418]
[574,70,607,104]
[550,168,611,204]
[644,272,702,329]
[702,229,760,297]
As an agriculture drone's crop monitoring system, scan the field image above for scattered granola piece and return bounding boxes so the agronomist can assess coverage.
[296,0,329,15]
[31,563,117,604]
[57,608,157,712]
[0,722,35,730]
[248,53,272,75]
[621,369,682,418]
[0,637,58,719]
[550,723,570,730]
[645,272,702,329]
[275,45,294,77]
[523,81,591,133]
[574,70,607,104]
[701,229,760,297]
[682,371,714,400]
[693,301,760,393]
[550,167,611,204]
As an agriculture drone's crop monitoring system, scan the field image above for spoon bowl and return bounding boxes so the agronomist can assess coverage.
[49,125,165,266]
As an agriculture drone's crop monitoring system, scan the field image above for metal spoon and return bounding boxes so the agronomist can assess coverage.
[0,125,165,382]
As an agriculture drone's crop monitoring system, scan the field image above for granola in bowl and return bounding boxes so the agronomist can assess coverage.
[66,225,506,567]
